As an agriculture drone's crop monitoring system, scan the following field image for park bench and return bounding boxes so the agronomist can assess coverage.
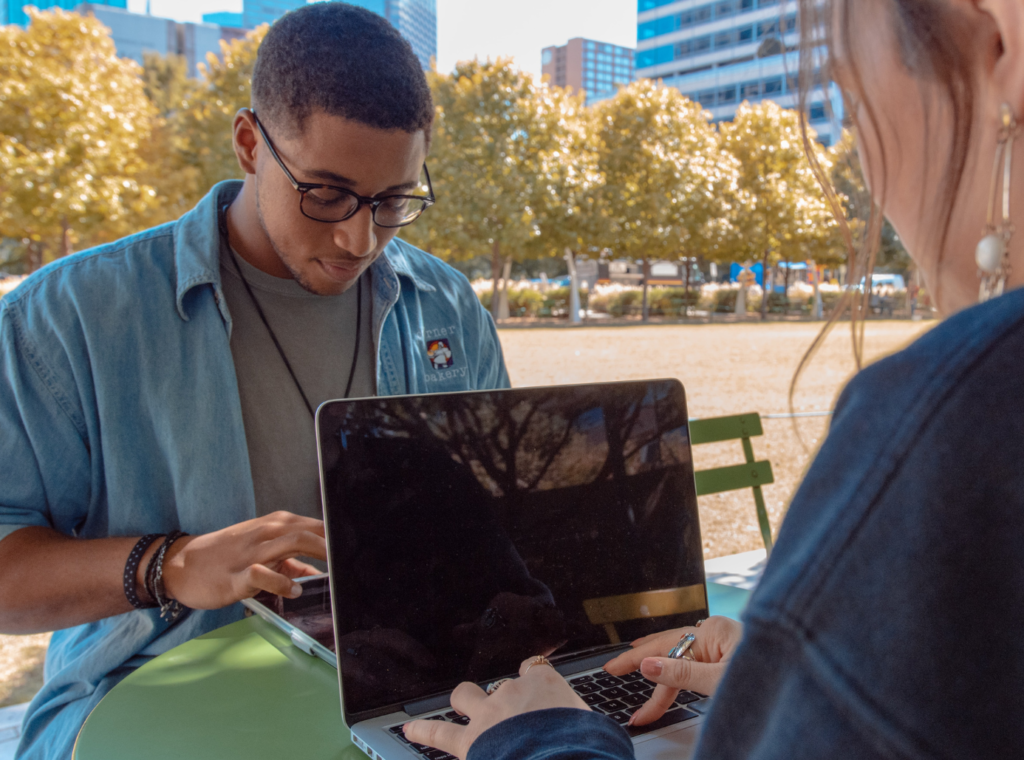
[690,412,775,554]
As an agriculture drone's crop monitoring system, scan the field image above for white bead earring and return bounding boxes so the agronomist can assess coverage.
[976,103,1019,302]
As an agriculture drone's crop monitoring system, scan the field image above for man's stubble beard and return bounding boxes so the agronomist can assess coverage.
[255,172,329,296]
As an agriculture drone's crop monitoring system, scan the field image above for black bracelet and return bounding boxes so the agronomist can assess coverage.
[124,534,163,610]
[144,538,161,606]
[143,531,184,615]
[151,531,190,622]
[144,530,187,604]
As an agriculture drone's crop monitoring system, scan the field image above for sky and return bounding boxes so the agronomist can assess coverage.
[123,0,639,79]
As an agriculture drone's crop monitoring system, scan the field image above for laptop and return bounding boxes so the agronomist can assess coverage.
[248,379,710,759]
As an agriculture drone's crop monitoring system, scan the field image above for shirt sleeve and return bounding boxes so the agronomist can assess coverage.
[693,624,890,760]
[469,709,634,760]
[0,297,91,542]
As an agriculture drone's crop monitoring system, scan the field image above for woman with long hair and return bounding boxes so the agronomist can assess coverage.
[403,1,1024,757]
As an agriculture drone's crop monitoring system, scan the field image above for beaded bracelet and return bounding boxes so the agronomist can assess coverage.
[146,531,190,622]
[123,534,164,610]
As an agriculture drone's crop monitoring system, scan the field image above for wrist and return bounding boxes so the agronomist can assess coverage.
[159,535,194,604]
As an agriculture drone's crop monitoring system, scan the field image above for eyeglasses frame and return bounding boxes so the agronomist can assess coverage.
[250,109,435,228]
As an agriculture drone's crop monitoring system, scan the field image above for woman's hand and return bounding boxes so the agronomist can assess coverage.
[161,511,326,609]
[404,657,590,760]
[603,616,743,726]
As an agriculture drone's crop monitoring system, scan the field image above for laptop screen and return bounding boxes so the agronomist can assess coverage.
[317,380,706,721]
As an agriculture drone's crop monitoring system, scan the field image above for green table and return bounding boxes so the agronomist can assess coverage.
[74,583,749,760]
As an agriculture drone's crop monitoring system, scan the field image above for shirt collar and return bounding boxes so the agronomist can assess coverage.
[378,239,436,293]
[174,180,435,322]
[174,180,240,322]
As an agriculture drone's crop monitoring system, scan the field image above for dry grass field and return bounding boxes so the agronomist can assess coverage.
[0,318,932,708]
[499,319,934,559]
[0,633,49,708]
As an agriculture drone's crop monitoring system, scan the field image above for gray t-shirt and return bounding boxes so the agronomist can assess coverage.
[219,245,376,522]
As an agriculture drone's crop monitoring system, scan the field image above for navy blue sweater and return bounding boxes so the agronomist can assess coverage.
[471,288,1024,760]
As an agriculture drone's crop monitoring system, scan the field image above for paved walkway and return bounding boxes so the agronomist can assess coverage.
[0,550,768,758]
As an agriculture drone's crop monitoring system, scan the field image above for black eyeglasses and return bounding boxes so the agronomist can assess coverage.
[251,110,435,228]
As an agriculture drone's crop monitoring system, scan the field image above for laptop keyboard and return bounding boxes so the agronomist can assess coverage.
[386,668,708,757]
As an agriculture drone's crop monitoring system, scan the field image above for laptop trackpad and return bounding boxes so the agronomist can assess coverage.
[633,723,701,760]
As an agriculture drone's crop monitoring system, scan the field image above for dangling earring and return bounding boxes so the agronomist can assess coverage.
[976,103,1019,302]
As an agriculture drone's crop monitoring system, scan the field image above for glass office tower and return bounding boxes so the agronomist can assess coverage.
[73,4,227,77]
[202,11,244,27]
[542,38,635,107]
[2,0,123,27]
[243,0,305,29]
[345,0,437,70]
[635,0,840,145]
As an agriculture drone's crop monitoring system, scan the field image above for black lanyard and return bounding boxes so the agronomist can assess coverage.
[218,204,363,417]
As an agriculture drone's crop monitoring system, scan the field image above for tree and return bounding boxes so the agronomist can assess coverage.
[522,82,598,261]
[142,51,194,119]
[133,52,204,228]
[718,101,842,318]
[590,79,737,319]
[170,27,267,199]
[133,27,267,231]
[518,80,598,322]
[0,9,159,269]
[829,129,912,277]
[401,59,577,319]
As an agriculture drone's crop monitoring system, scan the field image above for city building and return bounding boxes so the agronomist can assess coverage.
[217,23,249,44]
[202,10,247,44]
[345,0,437,70]
[75,4,224,77]
[199,0,437,72]
[2,0,122,27]
[202,11,243,27]
[242,0,303,29]
[541,37,635,107]
[635,0,841,145]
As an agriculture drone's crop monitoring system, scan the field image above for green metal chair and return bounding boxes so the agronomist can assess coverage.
[690,413,775,554]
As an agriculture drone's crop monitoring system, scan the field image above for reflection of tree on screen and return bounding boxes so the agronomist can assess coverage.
[326,383,690,508]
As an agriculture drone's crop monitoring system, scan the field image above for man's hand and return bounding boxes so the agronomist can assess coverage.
[0,512,325,634]
[162,511,325,609]
[603,616,743,726]
[404,657,589,760]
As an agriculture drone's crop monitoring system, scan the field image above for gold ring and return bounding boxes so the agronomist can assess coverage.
[524,655,553,675]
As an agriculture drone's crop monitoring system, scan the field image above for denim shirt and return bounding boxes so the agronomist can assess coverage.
[0,181,509,760]
[467,288,1024,760]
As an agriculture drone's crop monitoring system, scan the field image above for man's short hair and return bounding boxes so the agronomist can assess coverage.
[251,2,434,140]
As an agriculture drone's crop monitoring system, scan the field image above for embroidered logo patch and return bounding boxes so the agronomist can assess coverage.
[427,338,454,370]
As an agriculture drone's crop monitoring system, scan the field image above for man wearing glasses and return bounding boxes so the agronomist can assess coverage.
[0,5,507,759]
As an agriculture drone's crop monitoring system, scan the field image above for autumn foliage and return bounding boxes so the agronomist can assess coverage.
[0,9,850,277]
[0,9,157,269]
